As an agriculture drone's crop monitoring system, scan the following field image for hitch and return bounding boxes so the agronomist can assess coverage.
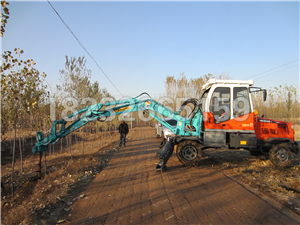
[155,137,175,171]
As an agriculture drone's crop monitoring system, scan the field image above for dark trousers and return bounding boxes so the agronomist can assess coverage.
[119,133,126,146]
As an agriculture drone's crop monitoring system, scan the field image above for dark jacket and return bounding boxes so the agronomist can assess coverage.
[119,122,129,134]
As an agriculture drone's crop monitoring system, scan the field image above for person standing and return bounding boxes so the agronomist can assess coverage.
[119,119,129,147]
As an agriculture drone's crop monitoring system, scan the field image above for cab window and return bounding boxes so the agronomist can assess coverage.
[209,87,230,123]
[233,87,251,118]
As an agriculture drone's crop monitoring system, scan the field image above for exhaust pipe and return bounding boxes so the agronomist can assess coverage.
[155,137,175,171]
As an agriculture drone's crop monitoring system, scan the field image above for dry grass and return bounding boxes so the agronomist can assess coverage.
[1,130,120,225]
[235,160,300,210]
[291,118,300,125]
[231,159,300,196]
[295,125,300,141]
[275,118,300,125]
[205,150,300,215]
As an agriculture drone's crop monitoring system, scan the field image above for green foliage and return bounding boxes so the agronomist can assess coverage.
[1,48,47,134]
[89,81,112,102]
[58,56,92,101]
[55,55,114,132]
[57,56,112,104]
[1,0,9,37]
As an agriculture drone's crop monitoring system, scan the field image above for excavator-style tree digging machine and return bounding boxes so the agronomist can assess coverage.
[33,79,300,172]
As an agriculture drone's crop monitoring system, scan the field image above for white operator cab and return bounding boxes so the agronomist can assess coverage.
[200,79,256,148]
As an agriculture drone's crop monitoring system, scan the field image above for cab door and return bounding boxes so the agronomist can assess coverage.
[203,85,255,133]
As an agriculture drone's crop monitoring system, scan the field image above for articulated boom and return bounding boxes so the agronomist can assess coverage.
[33,93,202,154]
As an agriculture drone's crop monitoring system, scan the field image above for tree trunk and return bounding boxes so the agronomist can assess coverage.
[82,129,84,156]
[18,128,23,173]
[101,130,103,148]
[10,136,12,154]
[30,112,35,148]
[60,139,63,154]
[89,128,91,150]
[44,152,47,174]
[23,136,26,165]
[76,132,78,145]
[37,153,42,179]
[11,115,17,198]
[91,127,93,151]
[68,136,73,159]
[99,130,101,148]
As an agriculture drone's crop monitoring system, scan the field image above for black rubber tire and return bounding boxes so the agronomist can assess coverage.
[269,143,292,168]
[176,140,202,167]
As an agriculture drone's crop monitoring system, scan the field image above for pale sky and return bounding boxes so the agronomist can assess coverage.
[2,1,299,100]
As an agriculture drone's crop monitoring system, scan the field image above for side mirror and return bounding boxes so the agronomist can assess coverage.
[263,89,267,101]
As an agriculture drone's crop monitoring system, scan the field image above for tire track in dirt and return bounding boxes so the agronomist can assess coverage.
[58,123,300,225]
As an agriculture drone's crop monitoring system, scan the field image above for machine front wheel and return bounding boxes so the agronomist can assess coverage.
[269,143,292,168]
[176,140,202,167]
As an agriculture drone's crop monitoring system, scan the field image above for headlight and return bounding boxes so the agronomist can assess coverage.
[164,130,171,136]
[163,128,174,137]
[291,124,294,130]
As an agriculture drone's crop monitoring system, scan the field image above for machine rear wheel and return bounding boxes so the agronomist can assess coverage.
[176,140,201,167]
[269,143,292,168]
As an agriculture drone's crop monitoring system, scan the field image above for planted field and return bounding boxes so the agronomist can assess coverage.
[1,129,120,224]
[2,122,300,224]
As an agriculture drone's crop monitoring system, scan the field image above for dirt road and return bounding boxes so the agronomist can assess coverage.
[58,123,300,224]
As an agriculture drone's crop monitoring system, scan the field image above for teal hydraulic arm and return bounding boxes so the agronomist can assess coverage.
[33,93,202,154]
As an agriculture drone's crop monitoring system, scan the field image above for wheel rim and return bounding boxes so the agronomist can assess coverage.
[274,149,289,164]
[182,145,197,160]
